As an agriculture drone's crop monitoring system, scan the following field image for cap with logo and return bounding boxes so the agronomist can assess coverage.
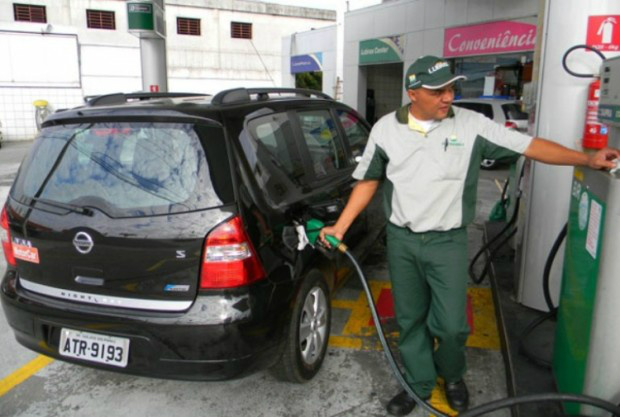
[405,55,467,90]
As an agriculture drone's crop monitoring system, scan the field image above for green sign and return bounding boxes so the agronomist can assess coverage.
[598,104,620,125]
[128,2,154,31]
[359,36,405,65]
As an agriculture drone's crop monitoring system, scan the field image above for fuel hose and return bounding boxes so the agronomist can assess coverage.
[334,240,620,416]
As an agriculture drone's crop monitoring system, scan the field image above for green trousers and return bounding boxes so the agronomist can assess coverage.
[386,223,470,398]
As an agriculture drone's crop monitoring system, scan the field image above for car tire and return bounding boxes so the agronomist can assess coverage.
[480,159,497,170]
[271,271,331,383]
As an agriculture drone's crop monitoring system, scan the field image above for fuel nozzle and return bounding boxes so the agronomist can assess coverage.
[304,218,348,253]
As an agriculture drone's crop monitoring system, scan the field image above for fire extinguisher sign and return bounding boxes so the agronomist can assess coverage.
[586,15,620,52]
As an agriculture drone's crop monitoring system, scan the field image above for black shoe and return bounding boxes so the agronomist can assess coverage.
[445,379,469,412]
[386,390,423,416]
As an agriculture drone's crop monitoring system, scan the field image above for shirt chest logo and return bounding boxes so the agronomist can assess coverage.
[443,135,465,151]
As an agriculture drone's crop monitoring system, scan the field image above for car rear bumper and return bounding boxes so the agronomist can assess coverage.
[1,270,286,380]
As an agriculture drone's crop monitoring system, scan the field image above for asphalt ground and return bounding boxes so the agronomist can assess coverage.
[0,139,512,417]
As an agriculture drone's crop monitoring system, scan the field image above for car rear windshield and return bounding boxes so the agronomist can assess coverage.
[502,103,528,120]
[11,122,233,217]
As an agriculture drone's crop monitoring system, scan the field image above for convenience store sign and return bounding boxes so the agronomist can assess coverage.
[444,21,536,58]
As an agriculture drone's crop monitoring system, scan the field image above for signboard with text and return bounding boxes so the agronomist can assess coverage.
[290,53,323,74]
[586,15,620,52]
[444,21,536,58]
[359,36,404,65]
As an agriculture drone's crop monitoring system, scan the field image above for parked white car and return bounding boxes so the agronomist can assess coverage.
[453,98,529,168]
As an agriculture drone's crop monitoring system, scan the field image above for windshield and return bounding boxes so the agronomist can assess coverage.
[11,122,233,217]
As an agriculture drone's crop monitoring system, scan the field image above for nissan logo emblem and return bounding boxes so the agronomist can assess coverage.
[73,232,94,254]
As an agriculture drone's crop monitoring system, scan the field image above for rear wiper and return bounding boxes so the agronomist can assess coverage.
[28,197,94,216]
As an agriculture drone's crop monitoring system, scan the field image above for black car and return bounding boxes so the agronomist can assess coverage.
[0,89,384,383]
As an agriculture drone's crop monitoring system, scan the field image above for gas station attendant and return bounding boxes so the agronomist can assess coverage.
[320,55,620,416]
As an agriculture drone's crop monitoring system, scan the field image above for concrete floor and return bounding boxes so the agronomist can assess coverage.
[0,140,513,417]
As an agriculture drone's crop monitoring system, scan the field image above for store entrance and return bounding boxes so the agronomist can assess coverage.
[363,62,404,125]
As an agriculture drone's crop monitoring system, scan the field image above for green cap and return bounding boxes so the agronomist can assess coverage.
[405,55,466,90]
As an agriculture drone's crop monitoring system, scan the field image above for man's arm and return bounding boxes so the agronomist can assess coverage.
[523,137,620,170]
[319,179,380,247]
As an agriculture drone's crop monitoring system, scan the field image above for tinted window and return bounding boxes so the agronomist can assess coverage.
[12,122,232,217]
[298,110,346,179]
[244,112,306,206]
[247,112,305,185]
[453,102,494,120]
[502,103,528,120]
[337,110,369,161]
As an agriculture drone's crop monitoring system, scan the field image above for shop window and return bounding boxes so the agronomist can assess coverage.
[231,22,252,39]
[177,17,200,36]
[14,3,46,23]
[86,10,115,30]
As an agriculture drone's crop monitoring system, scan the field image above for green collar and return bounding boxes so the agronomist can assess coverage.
[395,104,455,125]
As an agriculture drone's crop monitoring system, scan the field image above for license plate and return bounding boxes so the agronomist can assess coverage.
[59,328,130,368]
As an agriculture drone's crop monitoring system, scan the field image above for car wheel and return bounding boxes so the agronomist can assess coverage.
[271,272,331,383]
[480,159,497,169]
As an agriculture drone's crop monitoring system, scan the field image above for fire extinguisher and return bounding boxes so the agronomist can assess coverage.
[562,45,608,149]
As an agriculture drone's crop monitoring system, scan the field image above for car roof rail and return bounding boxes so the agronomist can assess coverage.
[211,88,332,105]
[85,92,208,107]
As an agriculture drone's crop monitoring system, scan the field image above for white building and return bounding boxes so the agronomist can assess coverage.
[0,0,335,141]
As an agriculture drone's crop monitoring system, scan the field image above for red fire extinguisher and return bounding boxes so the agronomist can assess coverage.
[562,45,608,150]
[581,78,608,149]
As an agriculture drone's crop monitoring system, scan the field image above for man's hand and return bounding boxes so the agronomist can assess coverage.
[319,225,346,249]
[587,147,620,170]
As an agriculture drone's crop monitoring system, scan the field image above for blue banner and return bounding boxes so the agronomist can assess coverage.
[290,53,323,74]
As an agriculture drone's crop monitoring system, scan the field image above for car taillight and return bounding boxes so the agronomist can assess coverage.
[505,121,518,130]
[1,205,16,267]
[200,216,265,289]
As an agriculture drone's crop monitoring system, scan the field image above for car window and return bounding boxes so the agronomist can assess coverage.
[502,103,528,120]
[247,112,305,184]
[297,110,346,179]
[244,112,307,206]
[453,102,494,120]
[12,122,232,217]
[336,110,369,162]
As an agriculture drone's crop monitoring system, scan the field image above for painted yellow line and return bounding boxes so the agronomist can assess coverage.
[0,355,54,397]
[328,335,363,350]
[466,288,501,350]
[331,299,358,310]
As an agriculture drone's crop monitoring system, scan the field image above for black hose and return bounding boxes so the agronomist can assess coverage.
[342,245,620,416]
[342,247,620,416]
[561,45,606,78]
[542,223,567,313]
[517,310,556,369]
[342,249,450,417]
[460,393,620,417]
[469,166,524,284]
[517,222,568,368]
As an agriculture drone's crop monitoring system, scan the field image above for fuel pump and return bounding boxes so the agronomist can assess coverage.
[552,52,620,416]
[554,55,620,417]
